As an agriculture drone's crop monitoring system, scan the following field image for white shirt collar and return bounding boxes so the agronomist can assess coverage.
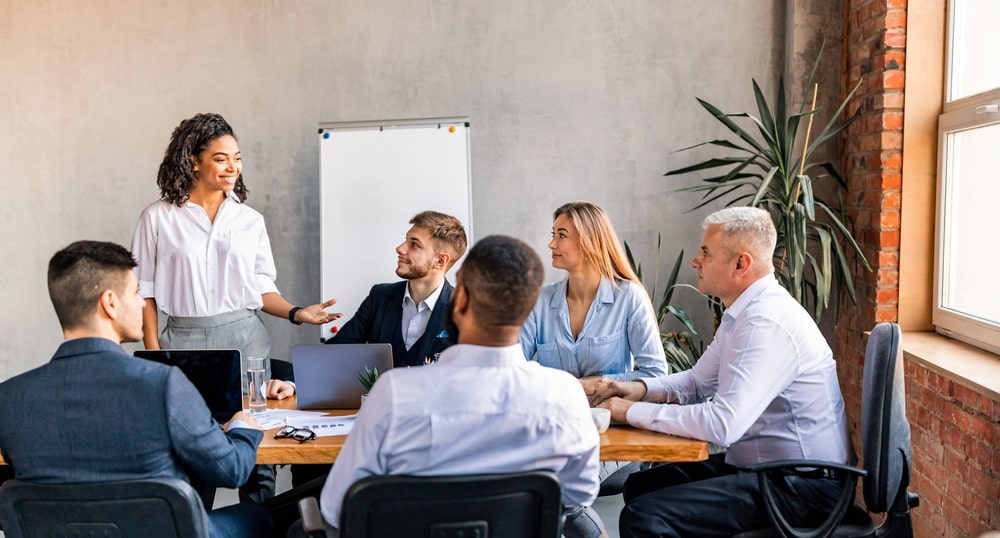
[403,281,444,312]
[435,343,527,367]
[724,273,779,321]
[183,189,241,208]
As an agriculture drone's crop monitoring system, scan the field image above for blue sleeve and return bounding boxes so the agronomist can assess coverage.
[610,283,668,381]
[519,304,540,361]
[164,368,263,488]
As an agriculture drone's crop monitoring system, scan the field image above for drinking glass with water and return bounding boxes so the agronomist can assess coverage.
[243,356,270,413]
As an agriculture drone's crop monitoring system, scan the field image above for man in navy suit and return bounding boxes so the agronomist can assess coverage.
[0,241,270,537]
[327,210,467,367]
[281,211,468,496]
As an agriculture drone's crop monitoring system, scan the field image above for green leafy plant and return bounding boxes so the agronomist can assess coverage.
[625,237,724,373]
[356,366,380,392]
[665,48,871,322]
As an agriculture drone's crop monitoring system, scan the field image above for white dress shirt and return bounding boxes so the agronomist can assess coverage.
[131,194,279,317]
[400,283,443,350]
[626,275,853,467]
[319,343,601,528]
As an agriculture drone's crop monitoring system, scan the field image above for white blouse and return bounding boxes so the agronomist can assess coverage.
[131,193,279,317]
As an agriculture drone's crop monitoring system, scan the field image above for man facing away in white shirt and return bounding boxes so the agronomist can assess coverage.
[301,235,604,538]
[590,207,853,537]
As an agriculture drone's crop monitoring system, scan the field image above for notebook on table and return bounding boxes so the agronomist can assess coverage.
[291,343,393,409]
[134,349,242,421]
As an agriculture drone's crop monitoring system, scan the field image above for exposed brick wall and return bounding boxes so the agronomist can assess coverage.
[838,0,905,469]
[907,363,1000,536]
[839,1,1000,536]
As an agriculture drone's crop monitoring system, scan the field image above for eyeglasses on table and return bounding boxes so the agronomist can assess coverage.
[274,426,317,443]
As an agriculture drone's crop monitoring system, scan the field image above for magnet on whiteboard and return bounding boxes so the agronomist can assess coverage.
[449,125,456,133]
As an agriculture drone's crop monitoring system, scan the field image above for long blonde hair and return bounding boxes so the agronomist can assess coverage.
[553,201,641,285]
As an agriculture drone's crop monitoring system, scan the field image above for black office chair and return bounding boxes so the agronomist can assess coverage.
[298,471,563,537]
[733,322,919,538]
[272,357,295,382]
[0,477,209,538]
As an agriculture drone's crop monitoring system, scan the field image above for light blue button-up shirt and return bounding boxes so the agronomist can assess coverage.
[520,278,667,381]
[627,275,853,467]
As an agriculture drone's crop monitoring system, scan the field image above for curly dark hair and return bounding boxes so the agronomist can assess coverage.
[157,113,249,205]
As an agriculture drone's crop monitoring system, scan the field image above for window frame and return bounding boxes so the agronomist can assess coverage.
[933,0,1000,354]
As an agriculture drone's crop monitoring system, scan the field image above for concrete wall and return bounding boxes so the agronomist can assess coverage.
[1,0,805,377]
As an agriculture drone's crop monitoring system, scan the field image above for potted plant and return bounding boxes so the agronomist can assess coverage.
[665,49,871,322]
[625,237,723,373]
[357,366,380,405]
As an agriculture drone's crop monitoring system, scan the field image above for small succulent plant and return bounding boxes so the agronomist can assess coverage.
[356,366,380,391]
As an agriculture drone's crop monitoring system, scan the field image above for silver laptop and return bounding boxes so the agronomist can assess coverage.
[292,343,393,409]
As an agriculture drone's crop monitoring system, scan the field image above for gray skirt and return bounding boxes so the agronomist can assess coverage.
[161,309,270,359]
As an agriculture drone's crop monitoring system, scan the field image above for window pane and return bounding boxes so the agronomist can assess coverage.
[940,122,1000,324]
[949,0,1000,101]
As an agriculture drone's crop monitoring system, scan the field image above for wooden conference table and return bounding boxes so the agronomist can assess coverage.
[0,397,707,466]
[256,397,708,465]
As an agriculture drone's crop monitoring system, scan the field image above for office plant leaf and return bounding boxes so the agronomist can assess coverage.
[665,51,871,322]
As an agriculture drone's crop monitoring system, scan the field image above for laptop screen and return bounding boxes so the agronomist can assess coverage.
[134,349,242,420]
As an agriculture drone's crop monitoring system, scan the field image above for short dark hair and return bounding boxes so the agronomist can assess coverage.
[458,235,544,329]
[410,210,468,269]
[157,113,248,205]
[48,241,137,330]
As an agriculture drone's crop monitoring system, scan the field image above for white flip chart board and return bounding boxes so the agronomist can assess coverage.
[318,118,473,341]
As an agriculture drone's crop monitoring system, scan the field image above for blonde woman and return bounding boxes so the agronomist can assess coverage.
[520,201,667,499]
[520,201,667,382]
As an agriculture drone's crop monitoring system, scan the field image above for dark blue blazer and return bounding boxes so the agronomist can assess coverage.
[327,280,455,367]
[0,338,262,488]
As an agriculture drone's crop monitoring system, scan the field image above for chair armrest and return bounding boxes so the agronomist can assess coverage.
[743,459,863,538]
[297,496,336,538]
[742,459,867,478]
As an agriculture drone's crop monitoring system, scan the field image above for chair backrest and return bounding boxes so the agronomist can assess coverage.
[860,322,912,514]
[339,471,563,538]
[0,477,209,538]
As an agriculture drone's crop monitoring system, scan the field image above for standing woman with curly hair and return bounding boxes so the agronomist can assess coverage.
[131,113,341,502]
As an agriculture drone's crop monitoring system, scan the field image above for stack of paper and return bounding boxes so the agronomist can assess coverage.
[285,414,358,437]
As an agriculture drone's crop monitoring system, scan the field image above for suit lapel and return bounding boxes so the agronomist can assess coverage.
[378,282,407,343]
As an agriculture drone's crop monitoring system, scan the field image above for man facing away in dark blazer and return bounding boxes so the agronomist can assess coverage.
[0,240,271,537]
[326,210,468,367]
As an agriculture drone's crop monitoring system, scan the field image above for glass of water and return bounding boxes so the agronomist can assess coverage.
[243,356,270,413]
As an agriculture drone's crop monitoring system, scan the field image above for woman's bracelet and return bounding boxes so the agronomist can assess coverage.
[288,306,304,325]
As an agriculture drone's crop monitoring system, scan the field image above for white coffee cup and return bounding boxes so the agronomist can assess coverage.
[590,408,611,434]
